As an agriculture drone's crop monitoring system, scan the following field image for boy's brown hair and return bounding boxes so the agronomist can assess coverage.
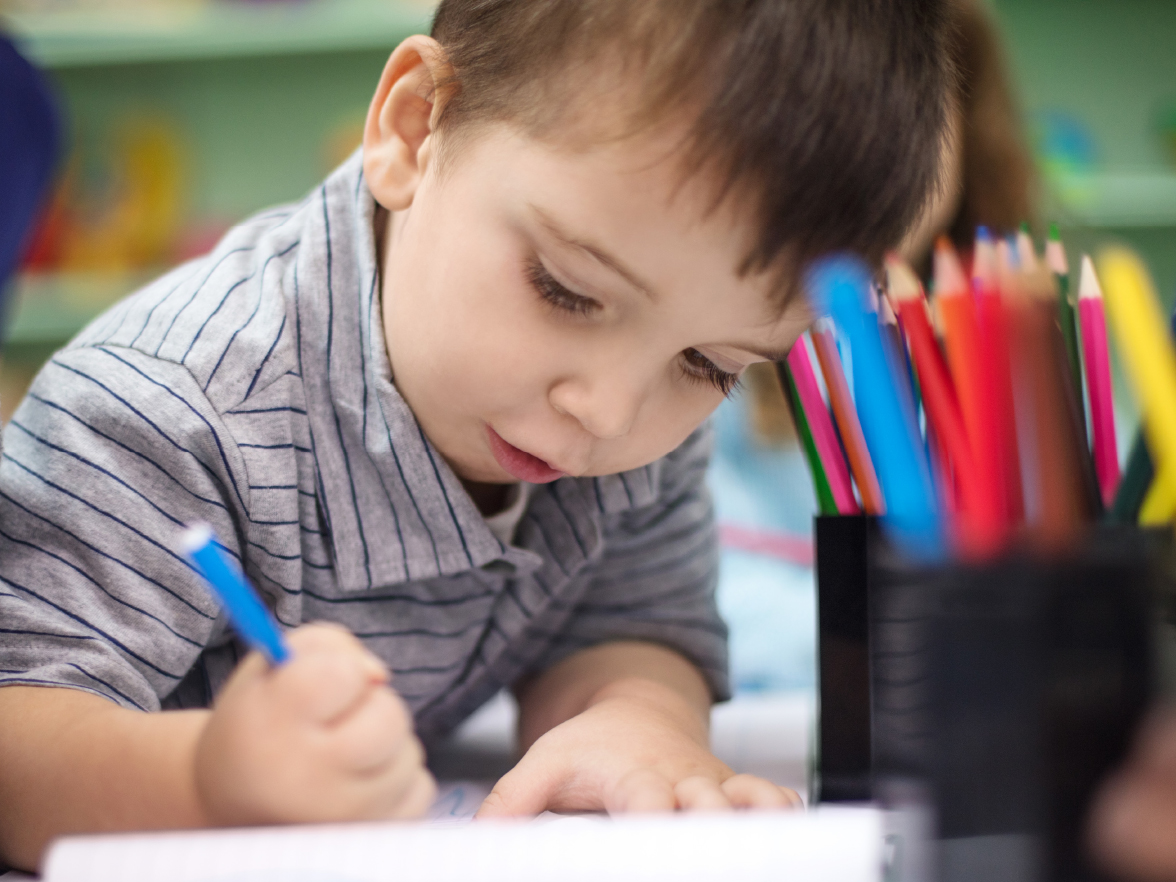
[430,0,956,299]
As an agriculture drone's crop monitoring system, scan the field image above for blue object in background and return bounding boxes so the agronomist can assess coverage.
[708,396,817,693]
[0,35,61,323]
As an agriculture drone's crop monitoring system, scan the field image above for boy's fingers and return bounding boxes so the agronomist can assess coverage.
[606,768,676,814]
[721,774,803,809]
[476,762,558,819]
[329,686,416,774]
[274,650,377,724]
[674,776,732,812]
[1091,770,1176,880]
[364,758,437,821]
[289,623,390,684]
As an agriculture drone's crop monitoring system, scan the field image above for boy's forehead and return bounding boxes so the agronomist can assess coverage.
[502,118,792,286]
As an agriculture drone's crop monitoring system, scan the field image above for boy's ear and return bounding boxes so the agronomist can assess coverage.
[363,35,453,212]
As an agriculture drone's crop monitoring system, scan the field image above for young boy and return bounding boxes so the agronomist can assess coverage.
[0,0,952,869]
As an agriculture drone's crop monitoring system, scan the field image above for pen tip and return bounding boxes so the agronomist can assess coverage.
[180,522,215,553]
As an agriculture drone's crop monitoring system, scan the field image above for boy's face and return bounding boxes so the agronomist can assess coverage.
[379,122,811,485]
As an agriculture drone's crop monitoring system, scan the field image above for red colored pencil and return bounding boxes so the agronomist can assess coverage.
[974,229,1024,524]
[888,255,982,552]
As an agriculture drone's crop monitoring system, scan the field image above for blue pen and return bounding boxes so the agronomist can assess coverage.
[807,256,943,559]
[181,523,290,664]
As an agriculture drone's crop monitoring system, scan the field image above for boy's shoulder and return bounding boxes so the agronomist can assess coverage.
[67,152,371,414]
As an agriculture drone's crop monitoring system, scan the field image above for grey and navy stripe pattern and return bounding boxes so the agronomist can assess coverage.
[0,150,728,742]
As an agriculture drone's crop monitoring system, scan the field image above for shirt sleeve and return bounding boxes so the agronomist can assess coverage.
[529,423,730,701]
[0,345,252,711]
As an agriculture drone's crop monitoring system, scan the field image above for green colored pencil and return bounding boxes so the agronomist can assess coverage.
[1048,224,1086,444]
[1110,431,1154,524]
[776,362,838,516]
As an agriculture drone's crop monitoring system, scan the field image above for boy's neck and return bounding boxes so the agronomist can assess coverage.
[461,479,514,517]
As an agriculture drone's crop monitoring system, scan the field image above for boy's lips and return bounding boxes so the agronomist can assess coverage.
[485,426,566,483]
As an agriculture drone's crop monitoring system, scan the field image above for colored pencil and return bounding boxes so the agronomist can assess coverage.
[1111,432,1154,524]
[887,255,985,553]
[935,237,1007,548]
[1007,265,1087,548]
[808,256,942,558]
[1139,476,1175,526]
[787,338,859,514]
[1098,247,1176,525]
[974,228,1025,523]
[1016,227,1038,270]
[1048,224,1085,428]
[776,361,838,516]
[810,319,885,515]
[1077,255,1120,508]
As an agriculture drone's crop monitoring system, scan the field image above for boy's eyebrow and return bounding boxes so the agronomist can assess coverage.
[529,205,656,300]
[746,346,793,363]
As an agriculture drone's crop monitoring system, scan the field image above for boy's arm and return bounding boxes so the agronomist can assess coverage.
[0,687,209,871]
[514,640,711,754]
[0,624,435,872]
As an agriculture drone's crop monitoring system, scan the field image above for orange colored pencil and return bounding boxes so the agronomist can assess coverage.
[934,237,1007,553]
[810,319,885,515]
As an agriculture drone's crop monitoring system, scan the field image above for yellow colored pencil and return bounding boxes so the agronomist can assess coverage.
[1098,247,1176,523]
[1139,475,1176,526]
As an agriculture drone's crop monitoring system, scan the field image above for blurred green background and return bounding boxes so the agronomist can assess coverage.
[1,0,1174,420]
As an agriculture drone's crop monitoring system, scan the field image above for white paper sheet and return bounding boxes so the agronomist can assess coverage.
[43,807,883,882]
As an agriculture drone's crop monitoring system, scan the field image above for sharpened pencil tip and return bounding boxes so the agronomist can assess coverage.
[1079,254,1103,301]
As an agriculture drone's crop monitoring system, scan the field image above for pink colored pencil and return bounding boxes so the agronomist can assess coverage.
[1078,255,1121,506]
[787,337,860,514]
[811,320,885,515]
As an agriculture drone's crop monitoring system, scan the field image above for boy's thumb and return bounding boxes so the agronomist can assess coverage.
[474,762,557,819]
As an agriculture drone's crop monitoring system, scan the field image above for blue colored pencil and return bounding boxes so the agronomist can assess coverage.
[181,523,290,665]
[807,256,943,559]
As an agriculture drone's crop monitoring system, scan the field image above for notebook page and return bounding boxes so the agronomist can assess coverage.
[44,807,883,882]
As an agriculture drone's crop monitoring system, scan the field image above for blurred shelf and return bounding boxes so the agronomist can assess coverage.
[4,271,153,346]
[4,0,435,68]
[1056,171,1176,229]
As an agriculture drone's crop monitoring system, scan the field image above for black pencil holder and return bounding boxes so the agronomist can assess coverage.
[814,515,1170,882]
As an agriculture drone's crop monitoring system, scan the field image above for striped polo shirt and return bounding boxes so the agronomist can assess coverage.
[0,151,728,742]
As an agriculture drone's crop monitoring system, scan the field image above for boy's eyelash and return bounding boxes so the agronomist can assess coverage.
[682,348,743,397]
[525,257,600,317]
[524,257,739,397]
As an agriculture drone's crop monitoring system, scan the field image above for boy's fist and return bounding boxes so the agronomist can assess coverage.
[194,622,436,826]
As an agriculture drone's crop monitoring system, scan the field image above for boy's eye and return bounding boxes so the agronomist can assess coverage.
[682,348,743,397]
[526,257,601,318]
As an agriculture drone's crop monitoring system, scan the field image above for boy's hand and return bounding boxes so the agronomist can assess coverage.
[1089,708,1176,881]
[194,622,436,826]
[477,691,801,817]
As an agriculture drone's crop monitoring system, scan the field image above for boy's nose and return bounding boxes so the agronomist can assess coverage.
[549,374,644,441]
